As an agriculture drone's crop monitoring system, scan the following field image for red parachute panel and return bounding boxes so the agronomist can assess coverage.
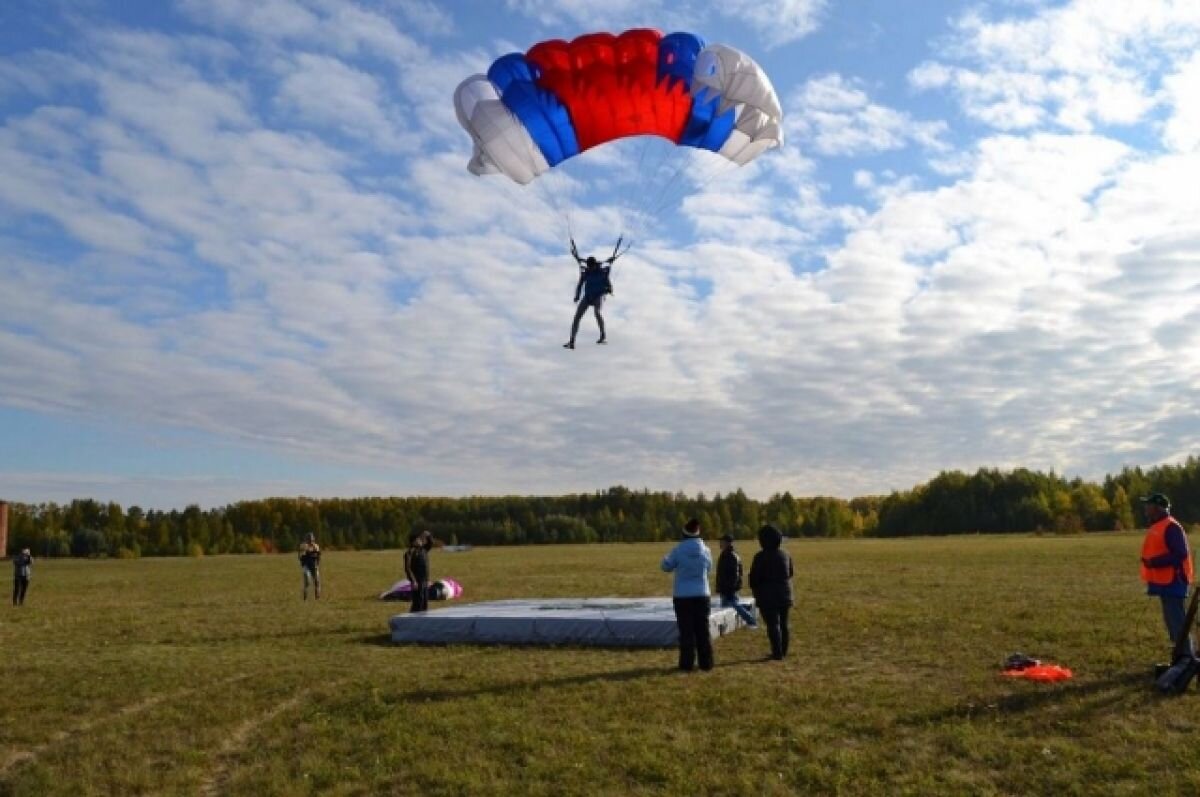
[526,29,693,153]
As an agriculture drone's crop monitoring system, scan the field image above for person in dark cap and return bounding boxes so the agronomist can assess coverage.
[1139,493,1194,658]
[748,524,794,660]
[716,533,757,629]
[661,518,714,671]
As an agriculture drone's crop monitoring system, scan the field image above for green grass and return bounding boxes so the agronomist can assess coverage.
[2,534,1199,795]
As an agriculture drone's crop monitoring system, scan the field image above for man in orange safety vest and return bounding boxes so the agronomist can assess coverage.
[1140,493,1194,657]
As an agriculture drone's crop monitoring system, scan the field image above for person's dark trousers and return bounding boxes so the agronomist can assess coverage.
[411,580,429,613]
[13,578,29,606]
[759,606,790,659]
[672,596,713,671]
[1161,595,1196,657]
[569,296,605,343]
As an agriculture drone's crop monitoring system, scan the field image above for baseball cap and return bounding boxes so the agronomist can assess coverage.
[1139,493,1171,509]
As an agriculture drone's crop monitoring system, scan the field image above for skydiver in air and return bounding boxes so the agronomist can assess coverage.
[564,238,624,349]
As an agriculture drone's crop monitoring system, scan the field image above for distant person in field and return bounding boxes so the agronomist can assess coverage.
[748,524,794,660]
[12,547,32,606]
[661,518,714,672]
[1139,493,1194,658]
[299,533,321,600]
[564,254,613,349]
[404,530,432,613]
[716,533,757,629]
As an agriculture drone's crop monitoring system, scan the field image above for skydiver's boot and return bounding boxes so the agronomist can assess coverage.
[597,335,606,344]
[563,340,575,349]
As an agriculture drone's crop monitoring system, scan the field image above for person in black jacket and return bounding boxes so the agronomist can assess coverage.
[12,548,32,606]
[748,524,794,660]
[715,534,757,628]
[298,534,321,600]
[403,530,432,613]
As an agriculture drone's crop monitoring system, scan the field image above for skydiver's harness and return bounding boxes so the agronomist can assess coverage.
[571,237,630,299]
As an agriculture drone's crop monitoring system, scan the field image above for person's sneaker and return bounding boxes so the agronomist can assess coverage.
[563,341,575,349]
[596,336,606,344]
[747,622,759,630]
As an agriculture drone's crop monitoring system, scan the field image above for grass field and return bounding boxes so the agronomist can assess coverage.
[2,533,1199,796]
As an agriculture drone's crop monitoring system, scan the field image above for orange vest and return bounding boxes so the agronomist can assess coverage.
[1141,517,1194,586]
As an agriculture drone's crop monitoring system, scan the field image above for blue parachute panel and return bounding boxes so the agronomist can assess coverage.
[487,53,579,166]
[657,33,705,89]
[678,87,736,152]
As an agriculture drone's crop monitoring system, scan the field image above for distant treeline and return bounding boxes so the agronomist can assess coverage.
[5,458,1200,557]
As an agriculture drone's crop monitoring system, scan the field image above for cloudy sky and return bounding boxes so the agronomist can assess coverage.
[1,0,1198,508]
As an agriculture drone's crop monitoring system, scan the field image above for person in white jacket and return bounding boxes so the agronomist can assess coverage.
[661,518,714,671]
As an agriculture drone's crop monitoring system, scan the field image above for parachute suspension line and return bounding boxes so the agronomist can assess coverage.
[642,154,740,225]
[632,148,697,229]
[609,234,631,262]
[535,168,576,247]
[621,142,690,243]
[632,135,656,187]
[488,169,576,257]
[640,143,690,214]
[621,148,698,245]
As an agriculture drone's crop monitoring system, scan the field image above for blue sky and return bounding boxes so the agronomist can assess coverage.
[2,0,1199,508]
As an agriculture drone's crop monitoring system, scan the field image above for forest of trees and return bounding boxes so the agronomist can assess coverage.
[5,457,1200,558]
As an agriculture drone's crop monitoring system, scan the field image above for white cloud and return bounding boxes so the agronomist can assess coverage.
[502,0,693,32]
[3,1,1200,507]
[911,0,1200,133]
[273,52,415,150]
[789,74,948,156]
[385,0,456,36]
[718,0,826,49]
[501,0,824,48]
[179,0,425,65]
[1162,52,1200,153]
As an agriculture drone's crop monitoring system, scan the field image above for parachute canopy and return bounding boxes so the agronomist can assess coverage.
[455,29,784,184]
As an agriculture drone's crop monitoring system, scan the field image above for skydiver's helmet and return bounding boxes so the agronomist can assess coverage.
[585,256,600,270]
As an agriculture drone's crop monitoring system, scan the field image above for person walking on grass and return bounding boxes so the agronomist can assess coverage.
[1139,493,1195,659]
[661,518,713,672]
[716,533,758,629]
[404,530,432,613]
[748,524,793,660]
[12,547,32,606]
[299,533,322,601]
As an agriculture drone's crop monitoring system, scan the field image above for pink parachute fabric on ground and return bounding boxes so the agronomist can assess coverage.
[380,578,464,601]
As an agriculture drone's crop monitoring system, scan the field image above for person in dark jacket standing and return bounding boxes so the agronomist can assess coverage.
[1139,493,1195,658]
[299,533,321,600]
[12,548,32,606]
[661,518,714,671]
[716,534,757,628]
[404,530,432,613]
[748,524,794,660]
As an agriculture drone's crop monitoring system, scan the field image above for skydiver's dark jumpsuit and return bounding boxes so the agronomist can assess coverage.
[568,265,612,345]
